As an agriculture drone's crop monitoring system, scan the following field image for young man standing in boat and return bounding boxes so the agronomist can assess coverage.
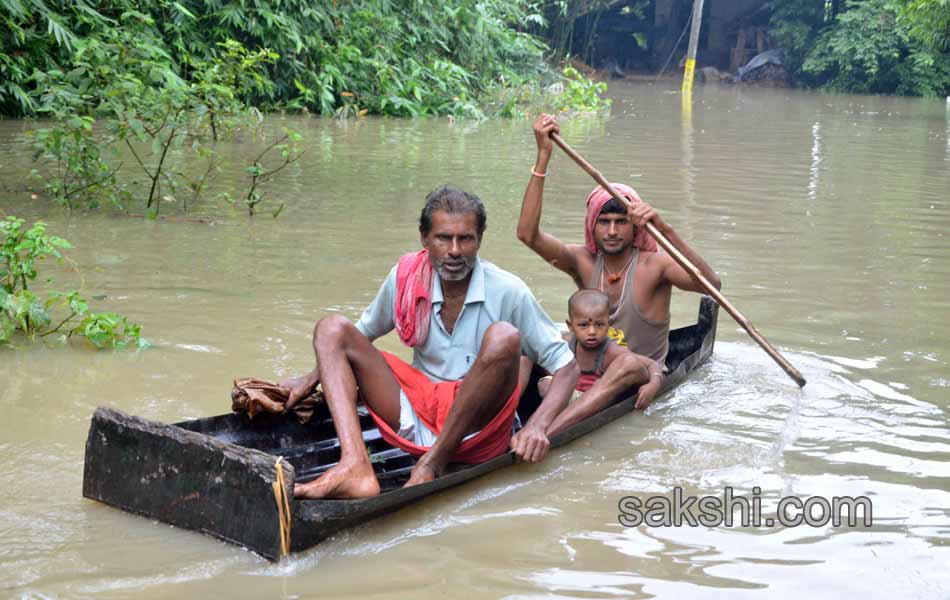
[283,186,579,499]
[517,114,721,435]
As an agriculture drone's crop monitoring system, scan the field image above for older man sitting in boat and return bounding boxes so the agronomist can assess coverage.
[283,185,579,499]
[517,114,721,436]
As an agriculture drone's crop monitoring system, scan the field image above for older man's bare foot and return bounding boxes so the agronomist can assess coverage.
[294,460,380,499]
[404,458,443,488]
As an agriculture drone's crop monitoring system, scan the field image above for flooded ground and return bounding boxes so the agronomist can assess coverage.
[1,81,949,598]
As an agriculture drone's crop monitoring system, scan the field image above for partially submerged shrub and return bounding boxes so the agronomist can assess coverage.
[0,216,146,349]
[554,66,611,114]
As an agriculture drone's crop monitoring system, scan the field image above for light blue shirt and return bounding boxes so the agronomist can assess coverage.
[356,257,574,382]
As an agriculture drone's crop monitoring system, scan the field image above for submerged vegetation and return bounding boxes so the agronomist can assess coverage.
[1,0,612,214]
[24,20,295,214]
[0,1,612,350]
[0,216,145,348]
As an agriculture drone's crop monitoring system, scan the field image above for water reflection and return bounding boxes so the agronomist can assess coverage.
[808,120,822,201]
[681,91,696,210]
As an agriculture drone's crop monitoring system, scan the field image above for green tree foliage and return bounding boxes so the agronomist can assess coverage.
[801,0,950,96]
[25,14,283,212]
[4,1,611,215]
[0,216,145,348]
[769,0,829,78]
[553,66,612,113]
[0,0,604,118]
[770,0,950,97]
[901,0,950,52]
[242,127,303,217]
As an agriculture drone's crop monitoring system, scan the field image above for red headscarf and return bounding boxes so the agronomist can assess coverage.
[394,249,433,347]
[584,183,658,254]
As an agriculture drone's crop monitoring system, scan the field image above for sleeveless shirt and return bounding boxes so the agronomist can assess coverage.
[587,249,670,365]
[569,336,610,392]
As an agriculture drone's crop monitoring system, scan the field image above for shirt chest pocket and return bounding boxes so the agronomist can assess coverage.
[443,342,477,380]
[446,307,483,378]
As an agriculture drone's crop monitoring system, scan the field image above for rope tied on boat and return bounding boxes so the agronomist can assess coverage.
[272,457,292,558]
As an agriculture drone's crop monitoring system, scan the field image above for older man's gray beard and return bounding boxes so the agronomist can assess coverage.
[433,255,476,281]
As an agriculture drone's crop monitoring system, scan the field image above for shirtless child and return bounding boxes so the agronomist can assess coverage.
[539,290,664,436]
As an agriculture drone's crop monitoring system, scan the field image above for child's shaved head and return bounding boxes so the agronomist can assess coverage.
[568,289,609,320]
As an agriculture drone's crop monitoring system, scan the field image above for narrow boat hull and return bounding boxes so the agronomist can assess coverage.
[83,297,718,560]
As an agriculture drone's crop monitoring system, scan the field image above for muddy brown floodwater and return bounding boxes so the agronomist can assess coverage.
[1,81,949,598]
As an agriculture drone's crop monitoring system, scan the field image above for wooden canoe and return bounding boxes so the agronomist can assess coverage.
[82,296,718,560]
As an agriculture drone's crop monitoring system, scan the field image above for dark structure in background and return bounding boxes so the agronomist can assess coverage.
[553,0,772,74]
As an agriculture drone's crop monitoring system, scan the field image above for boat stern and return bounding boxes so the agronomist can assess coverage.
[82,406,293,561]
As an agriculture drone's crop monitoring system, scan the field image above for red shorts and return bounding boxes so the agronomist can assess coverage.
[366,352,520,464]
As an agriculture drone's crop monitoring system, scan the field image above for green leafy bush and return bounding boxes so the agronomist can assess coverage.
[1,0,609,119]
[902,0,950,53]
[0,216,146,348]
[243,127,303,217]
[770,0,950,97]
[769,0,829,80]
[554,66,611,114]
[483,64,611,118]
[801,0,950,96]
[27,14,281,212]
[28,113,124,210]
[7,1,613,217]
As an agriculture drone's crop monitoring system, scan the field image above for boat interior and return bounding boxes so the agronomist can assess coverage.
[177,297,717,493]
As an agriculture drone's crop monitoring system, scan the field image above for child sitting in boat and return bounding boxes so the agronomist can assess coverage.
[538,289,664,411]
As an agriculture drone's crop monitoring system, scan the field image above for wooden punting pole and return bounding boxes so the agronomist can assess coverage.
[550,132,807,388]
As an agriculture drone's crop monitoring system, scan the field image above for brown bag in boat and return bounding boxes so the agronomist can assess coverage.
[230,377,323,423]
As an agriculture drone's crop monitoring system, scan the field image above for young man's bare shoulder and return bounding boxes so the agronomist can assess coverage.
[640,250,674,274]
[567,243,594,259]
[567,243,596,269]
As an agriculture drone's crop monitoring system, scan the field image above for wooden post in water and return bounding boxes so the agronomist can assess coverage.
[681,0,705,96]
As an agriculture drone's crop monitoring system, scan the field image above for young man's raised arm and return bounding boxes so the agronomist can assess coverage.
[627,202,722,292]
[517,114,582,281]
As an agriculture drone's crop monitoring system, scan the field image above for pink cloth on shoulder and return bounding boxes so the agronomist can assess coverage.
[394,249,433,347]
